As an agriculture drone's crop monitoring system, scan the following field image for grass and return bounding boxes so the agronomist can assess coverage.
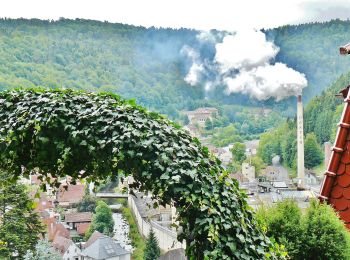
[121,206,146,260]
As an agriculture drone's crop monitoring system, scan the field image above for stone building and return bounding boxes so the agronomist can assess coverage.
[184,107,219,127]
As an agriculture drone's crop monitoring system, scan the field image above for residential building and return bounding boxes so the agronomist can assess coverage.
[65,212,92,230]
[44,217,71,241]
[57,184,85,208]
[81,234,130,260]
[53,236,81,260]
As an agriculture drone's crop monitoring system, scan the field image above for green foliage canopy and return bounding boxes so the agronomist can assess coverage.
[230,142,246,164]
[210,124,242,147]
[24,239,61,260]
[304,133,323,169]
[0,89,281,259]
[77,188,98,213]
[85,201,114,239]
[0,171,44,258]
[256,200,350,260]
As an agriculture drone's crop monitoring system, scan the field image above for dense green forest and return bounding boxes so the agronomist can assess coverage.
[1,18,350,120]
[2,18,350,146]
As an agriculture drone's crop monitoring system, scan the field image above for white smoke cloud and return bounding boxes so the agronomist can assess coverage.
[181,45,204,86]
[215,30,279,72]
[224,63,308,101]
[183,29,308,101]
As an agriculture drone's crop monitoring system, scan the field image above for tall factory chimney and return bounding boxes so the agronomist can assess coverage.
[297,95,305,189]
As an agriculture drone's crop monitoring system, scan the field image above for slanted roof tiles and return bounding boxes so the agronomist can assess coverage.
[77,223,91,235]
[65,212,92,223]
[81,235,130,259]
[320,85,350,227]
[52,236,73,255]
[57,184,85,205]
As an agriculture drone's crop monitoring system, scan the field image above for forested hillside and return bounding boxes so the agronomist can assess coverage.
[1,18,350,123]
[0,18,201,119]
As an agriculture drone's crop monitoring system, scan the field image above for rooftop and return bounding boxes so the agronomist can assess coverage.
[84,230,104,249]
[81,235,130,258]
[320,86,350,229]
[65,212,92,223]
[57,184,85,205]
[43,217,70,241]
[52,236,73,255]
[77,223,91,235]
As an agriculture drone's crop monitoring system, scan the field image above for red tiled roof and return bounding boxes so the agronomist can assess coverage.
[52,236,73,255]
[77,223,91,235]
[35,196,54,212]
[43,217,70,241]
[65,212,92,223]
[57,184,85,205]
[320,86,350,227]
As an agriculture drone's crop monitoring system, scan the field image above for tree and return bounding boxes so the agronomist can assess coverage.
[0,89,280,259]
[256,200,350,260]
[0,171,44,258]
[256,200,303,259]
[210,124,243,147]
[24,239,61,260]
[231,142,246,164]
[301,200,350,260]
[304,133,323,169]
[143,229,160,260]
[205,118,213,130]
[85,201,114,240]
[77,188,97,213]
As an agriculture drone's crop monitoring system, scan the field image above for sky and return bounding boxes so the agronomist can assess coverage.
[1,0,350,30]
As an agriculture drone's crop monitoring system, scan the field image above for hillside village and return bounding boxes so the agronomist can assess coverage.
[3,13,350,259]
[183,106,330,209]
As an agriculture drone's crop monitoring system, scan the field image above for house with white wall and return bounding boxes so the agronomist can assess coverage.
[52,235,81,260]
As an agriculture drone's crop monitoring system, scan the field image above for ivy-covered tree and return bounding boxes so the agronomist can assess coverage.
[85,201,114,240]
[0,89,283,259]
[143,229,160,260]
[304,133,323,169]
[24,239,61,260]
[0,171,44,258]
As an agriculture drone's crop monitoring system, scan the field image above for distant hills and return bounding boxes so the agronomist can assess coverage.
[1,18,350,121]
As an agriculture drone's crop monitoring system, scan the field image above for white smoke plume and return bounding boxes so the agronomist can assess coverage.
[183,29,308,101]
[181,46,204,86]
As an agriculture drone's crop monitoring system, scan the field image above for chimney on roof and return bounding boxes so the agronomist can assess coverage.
[297,95,305,189]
